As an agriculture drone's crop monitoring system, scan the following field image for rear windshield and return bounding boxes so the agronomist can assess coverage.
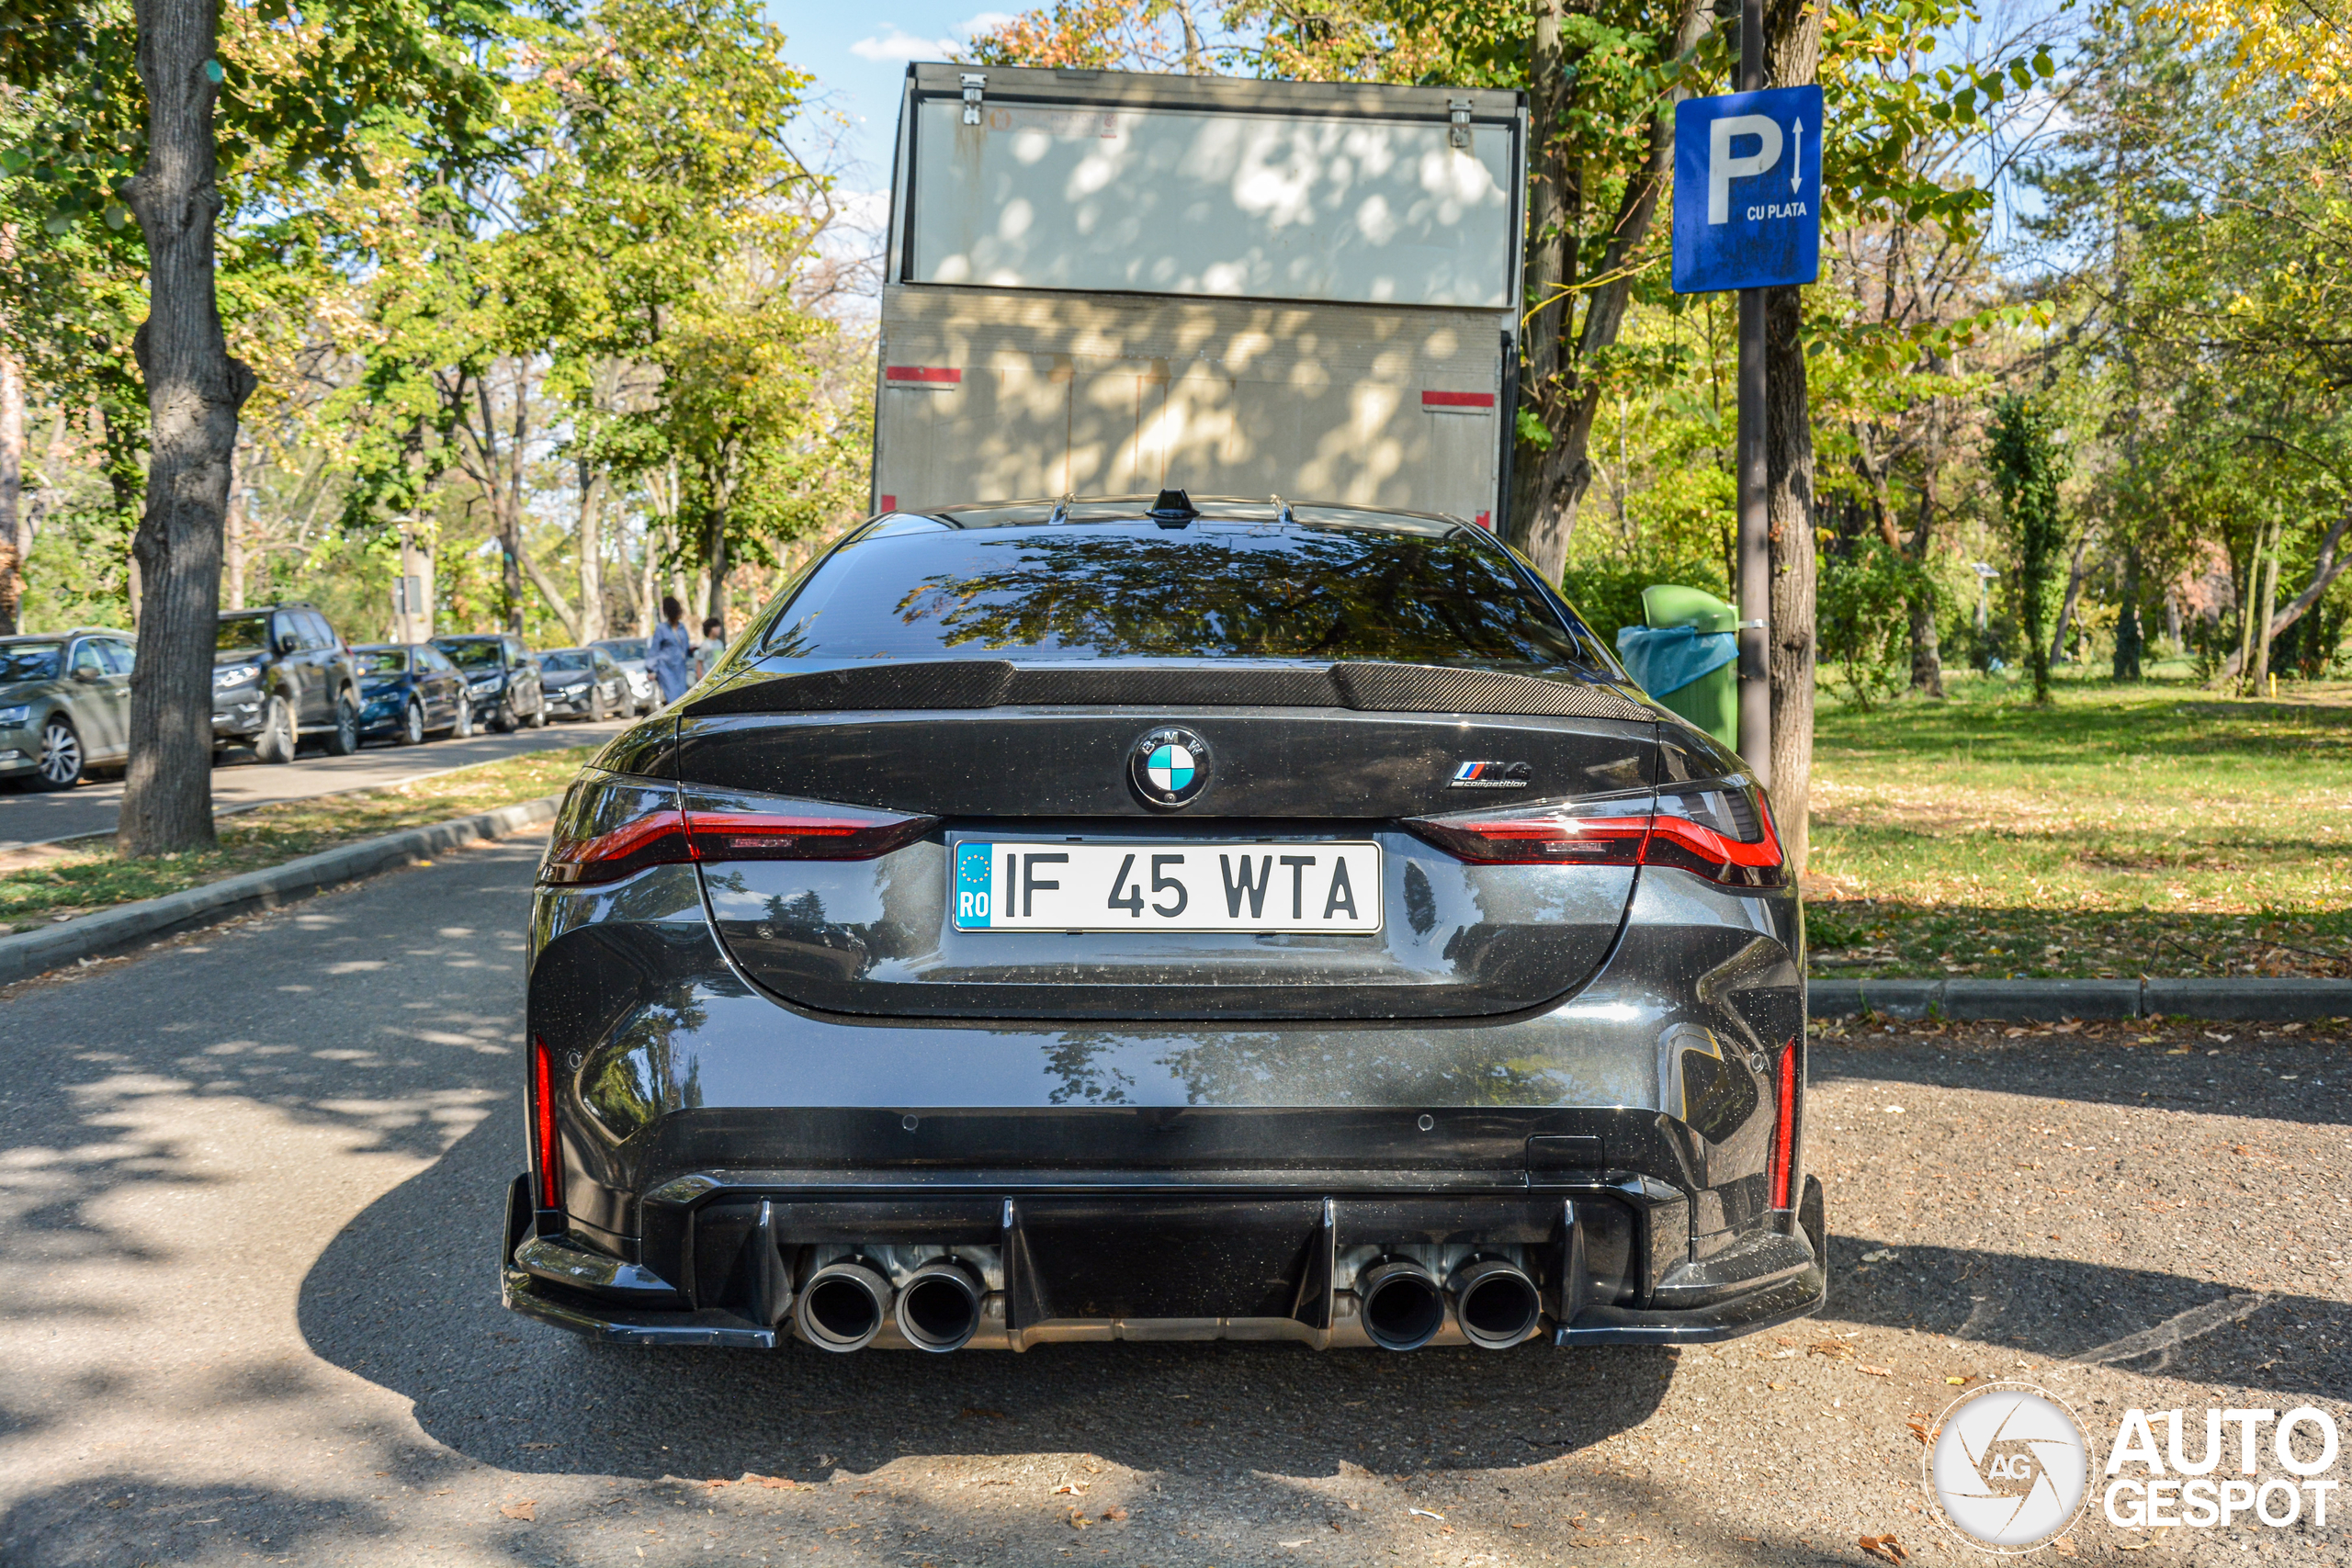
[1,642,62,682]
[760,524,1595,668]
[356,649,409,674]
[436,639,503,669]
[217,615,270,656]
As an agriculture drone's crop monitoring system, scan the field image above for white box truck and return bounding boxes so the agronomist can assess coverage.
[875,64,1529,527]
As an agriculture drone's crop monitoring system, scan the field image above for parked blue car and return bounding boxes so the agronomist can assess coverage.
[352,643,474,745]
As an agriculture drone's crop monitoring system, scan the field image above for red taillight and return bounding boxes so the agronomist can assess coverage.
[1402,789,1653,864]
[1769,1038,1799,1211]
[683,795,936,863]
[1404,779,1784,885]
[539,773,938,885]
[533,1034,560,1212]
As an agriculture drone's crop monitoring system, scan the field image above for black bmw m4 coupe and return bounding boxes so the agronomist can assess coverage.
[504,493,1824,1354]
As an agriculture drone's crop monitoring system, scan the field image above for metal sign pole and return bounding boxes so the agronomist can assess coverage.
[1734,0,1772,786]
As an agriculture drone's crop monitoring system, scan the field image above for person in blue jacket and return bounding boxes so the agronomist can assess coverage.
[648,596,695,704]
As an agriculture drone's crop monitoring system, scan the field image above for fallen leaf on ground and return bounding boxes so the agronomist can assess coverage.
[1859,1532,1908,1563]
[1052,1483,1088,1495]
[751,1474,796,1490]
[2053,1536,2077,1557]
[1946,1376,1970,1385]
[1408,1507,1445,1521]
[1906,1416,1933,1446]
[1100,1507,1127,1521]
[519,1442,556,1450]
[1063,1507,1088,1529]
[500,1501,537,1522]
[1859,1364,1894,1377]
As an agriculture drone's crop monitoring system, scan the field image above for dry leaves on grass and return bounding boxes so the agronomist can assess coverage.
[1859,1531,1908,1563]
[499,1501,537,1522]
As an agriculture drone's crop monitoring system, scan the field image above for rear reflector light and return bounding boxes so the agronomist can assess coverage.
[539,771,938,886]
[1404,777,1784,886]
[533,1035,560,1212]
[1769,1039,1799,1210]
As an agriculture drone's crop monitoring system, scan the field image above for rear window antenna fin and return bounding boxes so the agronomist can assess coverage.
[1147,488,1198,527]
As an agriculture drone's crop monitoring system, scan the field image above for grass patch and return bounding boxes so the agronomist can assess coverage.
[0,746,595,931]
[1806,663,2352,979]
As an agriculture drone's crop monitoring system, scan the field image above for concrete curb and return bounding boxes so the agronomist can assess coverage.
[0,795,561,987]
[1811,976,2352,1023]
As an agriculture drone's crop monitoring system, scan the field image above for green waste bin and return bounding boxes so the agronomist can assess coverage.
[1614,584,1739,750]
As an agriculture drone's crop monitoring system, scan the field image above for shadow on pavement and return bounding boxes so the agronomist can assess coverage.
[298,1112,1679,1489]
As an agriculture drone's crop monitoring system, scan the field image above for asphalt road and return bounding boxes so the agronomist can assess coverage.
[0,717,634,853]
[0,841,2344,1566]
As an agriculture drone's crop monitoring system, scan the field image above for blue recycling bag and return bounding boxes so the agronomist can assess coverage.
[1616,623,1737,698]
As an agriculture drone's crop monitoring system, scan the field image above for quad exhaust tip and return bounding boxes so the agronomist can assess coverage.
[796,1259,892,1352]
[1451,1257,1542,1349]
[896,1258,984,1353]
[1357,1258,1446,1351]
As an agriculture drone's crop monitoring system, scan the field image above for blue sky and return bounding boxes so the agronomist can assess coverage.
[771,2,1016,194]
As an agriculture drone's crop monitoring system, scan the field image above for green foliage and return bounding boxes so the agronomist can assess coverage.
[1816,536,1924,711]
[1988,396,2069,704]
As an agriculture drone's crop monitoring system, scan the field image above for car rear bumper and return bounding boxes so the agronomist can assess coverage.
[499,1169,1826,1350]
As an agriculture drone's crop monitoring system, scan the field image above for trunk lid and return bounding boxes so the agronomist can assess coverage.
[679,705,1656,1021]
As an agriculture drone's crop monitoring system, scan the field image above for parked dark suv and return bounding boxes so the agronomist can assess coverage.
[433,635,546,731]
[213,604,362,762]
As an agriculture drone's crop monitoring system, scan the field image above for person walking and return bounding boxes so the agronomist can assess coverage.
[649,596,695,704]
[695,616,727,682]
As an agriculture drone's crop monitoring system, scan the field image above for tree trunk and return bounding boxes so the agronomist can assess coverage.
[576,458,605,644]
[2051,531,2089,667]
[2112,546,2143,680]
[1905,480,1942,696]
[2219,499,2352,681]
[2247,534,2281,692]
[0,315,20,637]
[118,0,255,857]
[520,547,584,645]
[222,437,246,611]
[706,513,729,628]
[1764,0,1822,879]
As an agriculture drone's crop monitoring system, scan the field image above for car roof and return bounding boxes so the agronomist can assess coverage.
[911,494,1464,536]
[434,633,505,640]
[1,627,129,642]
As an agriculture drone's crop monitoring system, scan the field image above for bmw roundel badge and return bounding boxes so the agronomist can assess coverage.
[1129,727,1212,809]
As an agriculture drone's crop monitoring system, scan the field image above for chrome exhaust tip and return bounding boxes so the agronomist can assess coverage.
[795,1259,891,1352]
[1451,1257,1542,1349]
[1357,1258,1445,1351]
[895,1258,984,1353]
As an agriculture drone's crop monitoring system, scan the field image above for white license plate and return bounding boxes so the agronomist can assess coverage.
[953,840,1382,933]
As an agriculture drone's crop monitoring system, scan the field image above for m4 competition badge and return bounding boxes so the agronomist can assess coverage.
[1130,728,1212,809]
[1452,760,1532,789]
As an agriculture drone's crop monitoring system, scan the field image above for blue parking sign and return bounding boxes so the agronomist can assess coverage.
[1671,85,1823,294]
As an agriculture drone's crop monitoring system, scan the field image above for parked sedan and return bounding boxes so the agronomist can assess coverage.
[588,637,658,715]
[534,647,630,722]
[0,629,136,790]
[353,643,474,745]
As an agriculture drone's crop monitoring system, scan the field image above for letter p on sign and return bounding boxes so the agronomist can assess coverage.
[1672,85,1823,294]
[1708,114,1784,222]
